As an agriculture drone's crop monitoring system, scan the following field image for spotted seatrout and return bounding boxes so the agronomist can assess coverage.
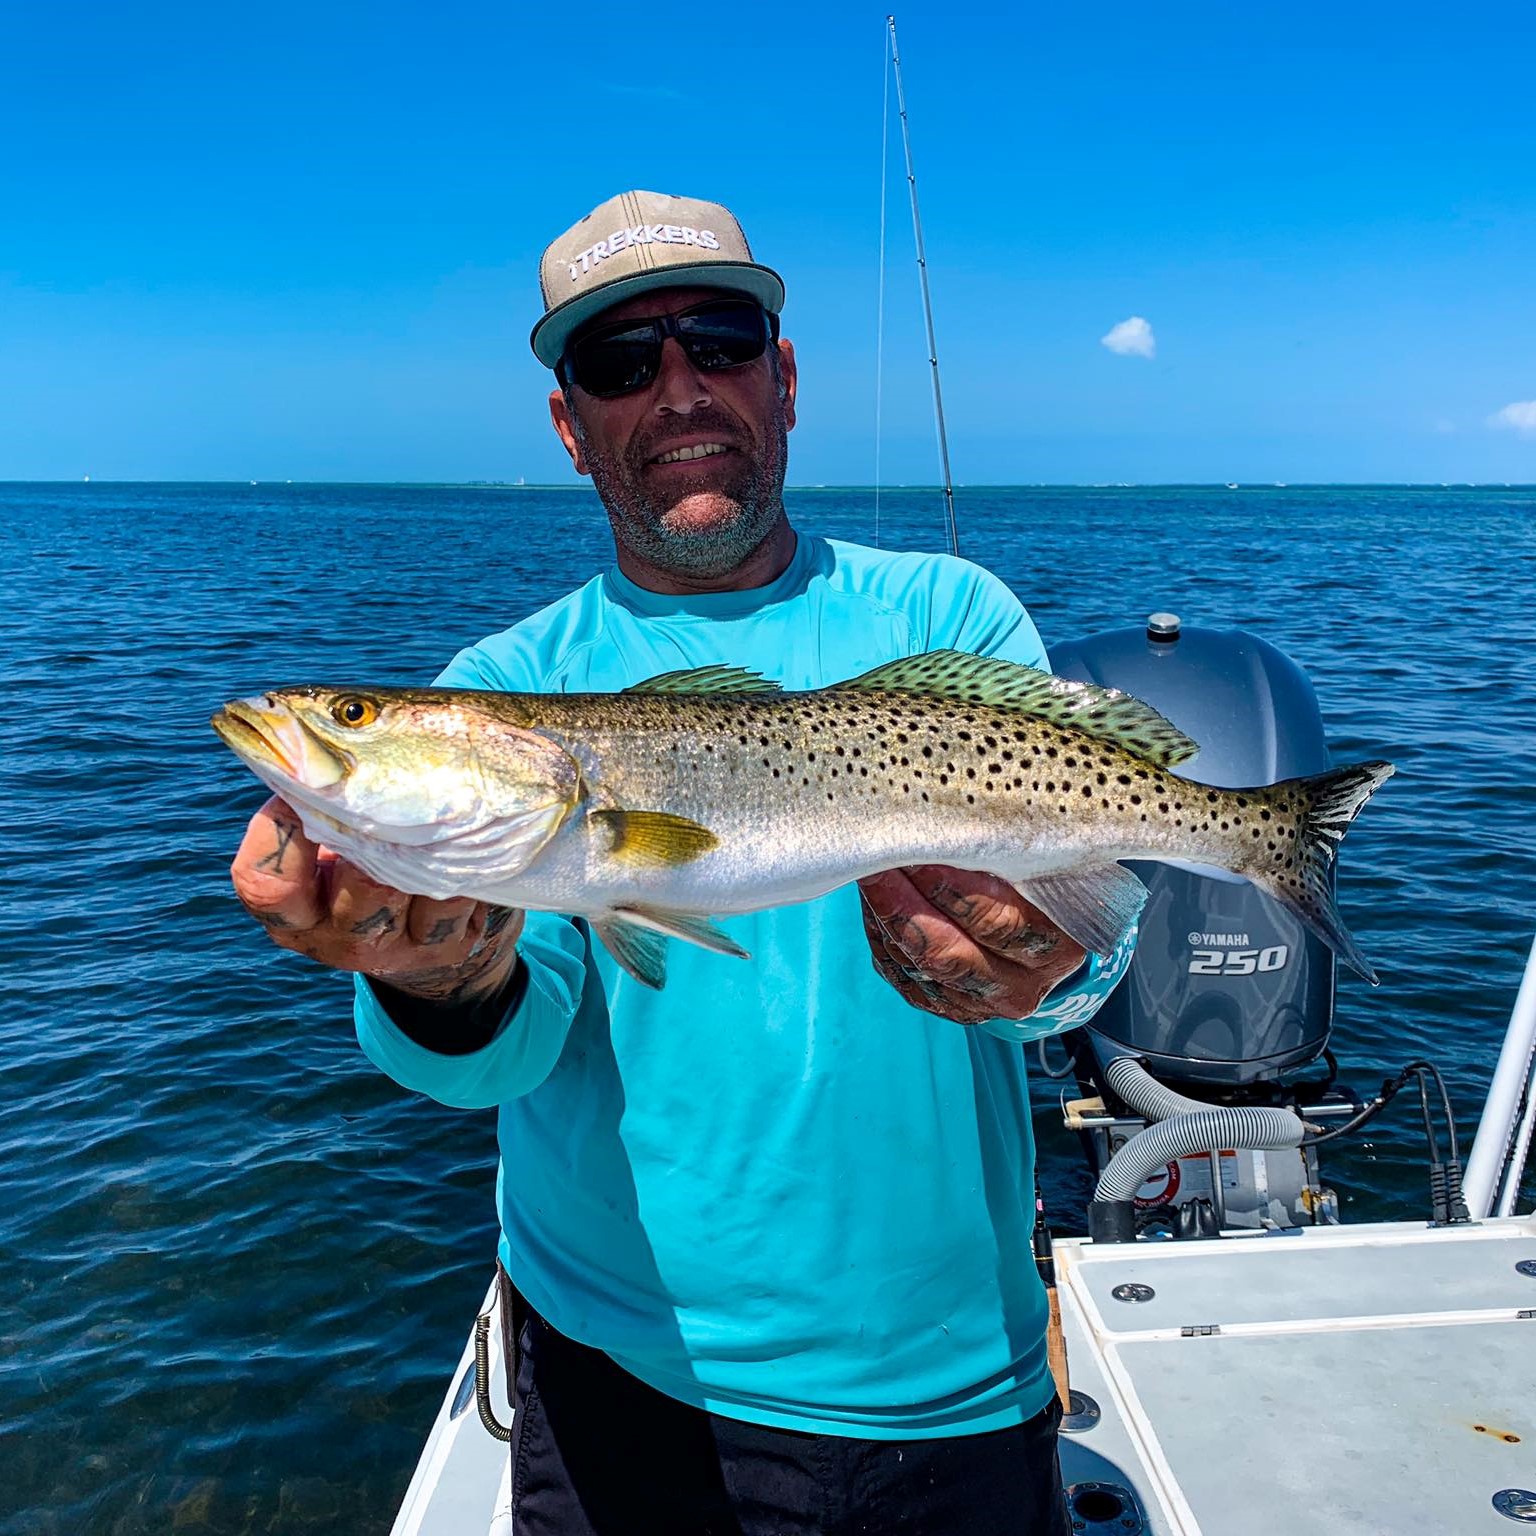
[212,651,1394,988]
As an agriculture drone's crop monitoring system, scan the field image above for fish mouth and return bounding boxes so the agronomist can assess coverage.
[211,697,348,788]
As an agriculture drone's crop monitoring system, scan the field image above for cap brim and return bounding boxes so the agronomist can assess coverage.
[530,262,786,368]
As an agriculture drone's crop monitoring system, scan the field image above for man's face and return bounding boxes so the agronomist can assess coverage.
[549,286,798,579]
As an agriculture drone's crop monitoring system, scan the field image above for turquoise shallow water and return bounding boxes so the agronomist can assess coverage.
[2,482,1534,1533]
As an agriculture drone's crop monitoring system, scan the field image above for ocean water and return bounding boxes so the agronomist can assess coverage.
[3,482,1533,1534]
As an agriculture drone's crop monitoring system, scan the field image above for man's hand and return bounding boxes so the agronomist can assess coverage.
[230,795,524,1007]
[858,865,1087,1025]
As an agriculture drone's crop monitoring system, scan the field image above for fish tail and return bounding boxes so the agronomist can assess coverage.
[1252,760,1396,984]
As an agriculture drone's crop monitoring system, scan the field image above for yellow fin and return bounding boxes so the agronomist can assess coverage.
[592,808,719,867]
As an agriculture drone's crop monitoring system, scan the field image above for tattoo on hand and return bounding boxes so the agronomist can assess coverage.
[351,906,398,937]
[423,916,458,946]
[253,909,292,929]
[1013,926,1061,958]
[927,880,979,924]
[255,818,299,874]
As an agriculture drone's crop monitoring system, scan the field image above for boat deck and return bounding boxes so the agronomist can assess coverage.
[394,1213,1536,1535]
[1054,1214,1536,1534]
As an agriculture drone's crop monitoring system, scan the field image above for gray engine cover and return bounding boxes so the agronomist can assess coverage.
[1051,619,1336,1087]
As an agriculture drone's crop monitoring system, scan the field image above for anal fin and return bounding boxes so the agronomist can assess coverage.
[1012,864,1148,957]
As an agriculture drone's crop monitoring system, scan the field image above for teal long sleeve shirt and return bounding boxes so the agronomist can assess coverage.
[355,535,1134,1438]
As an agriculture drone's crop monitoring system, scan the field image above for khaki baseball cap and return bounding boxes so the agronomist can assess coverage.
[530,190,785,368]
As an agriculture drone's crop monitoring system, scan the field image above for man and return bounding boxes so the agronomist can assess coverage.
[231,191,1134,1534]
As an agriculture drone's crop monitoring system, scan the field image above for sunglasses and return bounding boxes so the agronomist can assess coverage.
[559,298,779,399]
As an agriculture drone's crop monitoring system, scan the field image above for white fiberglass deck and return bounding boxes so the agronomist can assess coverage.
[1054,1213,1536,1535]
[394,1214,1536,1536]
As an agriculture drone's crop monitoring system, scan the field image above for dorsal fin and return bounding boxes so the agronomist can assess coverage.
[624,665,782,696]
[831,650,1198,768]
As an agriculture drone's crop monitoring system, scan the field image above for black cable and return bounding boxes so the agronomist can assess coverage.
[1300,1076,1402,1147]
[1300,1058,1469,1225]
[1411,1069,1442,1165]
[1403,1060,1461,1161]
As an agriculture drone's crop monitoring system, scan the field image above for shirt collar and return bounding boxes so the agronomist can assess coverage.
[602,532,813,619]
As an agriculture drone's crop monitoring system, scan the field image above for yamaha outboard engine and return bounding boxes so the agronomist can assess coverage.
[1051,614,1346,1237]
[1053,613,1338,1088]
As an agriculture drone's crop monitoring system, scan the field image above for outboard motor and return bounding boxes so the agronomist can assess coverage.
[1052,613,1337,1088]
[1050,614,1346,1237]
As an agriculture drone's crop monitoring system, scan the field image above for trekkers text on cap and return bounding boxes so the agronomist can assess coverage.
[530,190,785,368]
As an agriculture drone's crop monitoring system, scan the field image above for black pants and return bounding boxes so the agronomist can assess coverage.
[506,1302,1071,1536]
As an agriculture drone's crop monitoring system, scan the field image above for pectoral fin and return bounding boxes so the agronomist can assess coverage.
[1012,864,1148,957]
[590,808,719,867]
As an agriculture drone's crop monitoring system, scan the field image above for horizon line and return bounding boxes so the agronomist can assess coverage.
[5,479,1534,491]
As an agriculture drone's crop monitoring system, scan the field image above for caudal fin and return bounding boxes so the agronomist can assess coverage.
[1254,760,1396,984]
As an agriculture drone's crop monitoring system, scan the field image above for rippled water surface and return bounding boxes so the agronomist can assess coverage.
[3,483,1534,1533]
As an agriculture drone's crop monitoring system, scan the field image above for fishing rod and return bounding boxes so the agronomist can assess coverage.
[885,15,960,558]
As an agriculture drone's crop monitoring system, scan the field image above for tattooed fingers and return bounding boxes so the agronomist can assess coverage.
[405,896,478,947]
[231,796,326,931]
[329,866,410,945]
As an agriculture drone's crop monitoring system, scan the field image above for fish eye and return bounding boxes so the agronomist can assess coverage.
[330,695,380,729]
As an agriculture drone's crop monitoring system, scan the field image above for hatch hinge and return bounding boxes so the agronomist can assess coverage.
[1180,1324,1222,1337]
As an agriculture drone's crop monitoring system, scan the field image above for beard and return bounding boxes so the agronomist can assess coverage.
[571,400,790,580]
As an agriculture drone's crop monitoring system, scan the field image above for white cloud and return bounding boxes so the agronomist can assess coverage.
[1489,400,1536,437]
[1101,316,1156,359]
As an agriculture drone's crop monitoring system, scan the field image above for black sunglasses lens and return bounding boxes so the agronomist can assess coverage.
[567,302,771,397]
[677,302,769,370]
[570,326,661,397]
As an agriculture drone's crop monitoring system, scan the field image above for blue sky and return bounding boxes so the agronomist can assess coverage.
[3,1,1533,484]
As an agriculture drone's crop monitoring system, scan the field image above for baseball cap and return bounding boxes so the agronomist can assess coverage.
[530,190,785,368]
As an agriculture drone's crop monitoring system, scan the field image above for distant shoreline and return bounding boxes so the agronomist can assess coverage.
[5,480,1533,491]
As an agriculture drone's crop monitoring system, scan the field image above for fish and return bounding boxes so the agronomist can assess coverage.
[211,651,1395,989]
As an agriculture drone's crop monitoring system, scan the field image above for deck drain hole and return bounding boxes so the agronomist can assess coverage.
[1066,1482,1143,1533]
[1073,1487,1124,1520]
